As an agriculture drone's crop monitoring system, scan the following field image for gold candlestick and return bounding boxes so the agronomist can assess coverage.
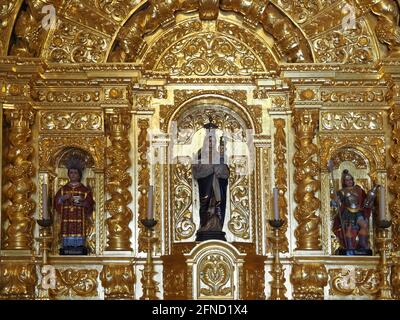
[36,219,53,300]
[268,219,287,300]
[140,218,159,300]
[376,220,393,300]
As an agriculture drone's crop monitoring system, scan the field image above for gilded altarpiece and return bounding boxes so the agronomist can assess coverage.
[1,0,400,300]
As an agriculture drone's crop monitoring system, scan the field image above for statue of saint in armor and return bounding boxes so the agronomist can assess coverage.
[331,169,378,255]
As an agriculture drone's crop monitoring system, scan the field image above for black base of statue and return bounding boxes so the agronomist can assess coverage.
[60,246,88,255]
[196,230,226,241]
[335,248,373,256]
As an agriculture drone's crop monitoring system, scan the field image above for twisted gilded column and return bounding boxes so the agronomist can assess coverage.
[3,105,35,250]
[105,109,133,251]
[292,109,321,250]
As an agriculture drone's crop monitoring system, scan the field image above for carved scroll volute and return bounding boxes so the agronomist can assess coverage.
[292,109,321,250]
[4,105,36,250]
[137,118,150,252]
[105,109,133,251]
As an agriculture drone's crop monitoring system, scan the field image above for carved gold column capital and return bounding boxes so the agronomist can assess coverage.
[106,108,132,134]
[3,104,36,250]
[292,109,319,138]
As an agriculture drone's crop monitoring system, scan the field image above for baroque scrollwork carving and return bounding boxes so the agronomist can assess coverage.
[199,254,232,297]
[290,263,328,300]
[273,119,288,252]
[35,90,100,103]
[45,18,109,63]
[329,268,380,296]
[0,263,37,299]
[292,109,321,250]
[228,157,250,240]
[40,111,103,131]
[49,269,99,298]
[100,264,135,300]
[105,110,133,251]
[173,157,195,240]
[321,90,385,103]
[39,136,105,170]
[4,106,36,250]
[320,111,383,131]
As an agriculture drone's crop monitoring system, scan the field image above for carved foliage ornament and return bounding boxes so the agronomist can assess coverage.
[0,264,37,299]
[321,111,383,131]
[49,269,99,297]
[290,263,328,300]
[100,264,135,299]
[329,268,380,296]
[199,254,232,298]
[40,111,103,131]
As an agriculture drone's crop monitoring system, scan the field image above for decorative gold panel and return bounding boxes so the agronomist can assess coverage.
[100,264,135,300]
[40,111,103,132]
[49,269,99,298]
[329,268,380,296]
[44,18,110,63]
[35,90,101,104]
[0,0,21,56]
[290,263,328,300]
[0,264,37,299]
[321,111,383,131]
[198,253,233,298]
[321,90,385,104]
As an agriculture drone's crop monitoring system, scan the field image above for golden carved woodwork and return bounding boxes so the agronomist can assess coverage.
[160,91,260,134]
[172,157,195,241]
[100,264,135,300]
[320,135,386,182]
[242,255,266,300]
[328,268,381,296]
[292,109,321,250]
[0,0,21,56]
[290,263,328,300]
[39,135,105,171]
[391,262,400,299]
[369,0,400,57]
[105,110,133,251]
[0,263,37,299]
[162,254,187,300]
[331,148,368,169]
[321,90,385,104]
[150,19,274,76]
[198,253,233,298]
[40,111,103,132]
[3,106,36,250]
[137,118,150,252]
[35,90,101,103]
[388,104,400,251]
[273,119,289,252]
[49,268,99,298]
[228,157,251,240]
[321,111,384,131]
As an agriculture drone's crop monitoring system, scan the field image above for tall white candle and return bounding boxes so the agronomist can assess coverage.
[42,183,49,220]
[379,185,385,221]
[147,185,154,220]
[273,187,279,220]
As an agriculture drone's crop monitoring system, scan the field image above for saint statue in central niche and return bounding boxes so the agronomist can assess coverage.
[192,122,229,241]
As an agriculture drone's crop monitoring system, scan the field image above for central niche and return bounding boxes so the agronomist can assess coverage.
[169,101,256,244]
